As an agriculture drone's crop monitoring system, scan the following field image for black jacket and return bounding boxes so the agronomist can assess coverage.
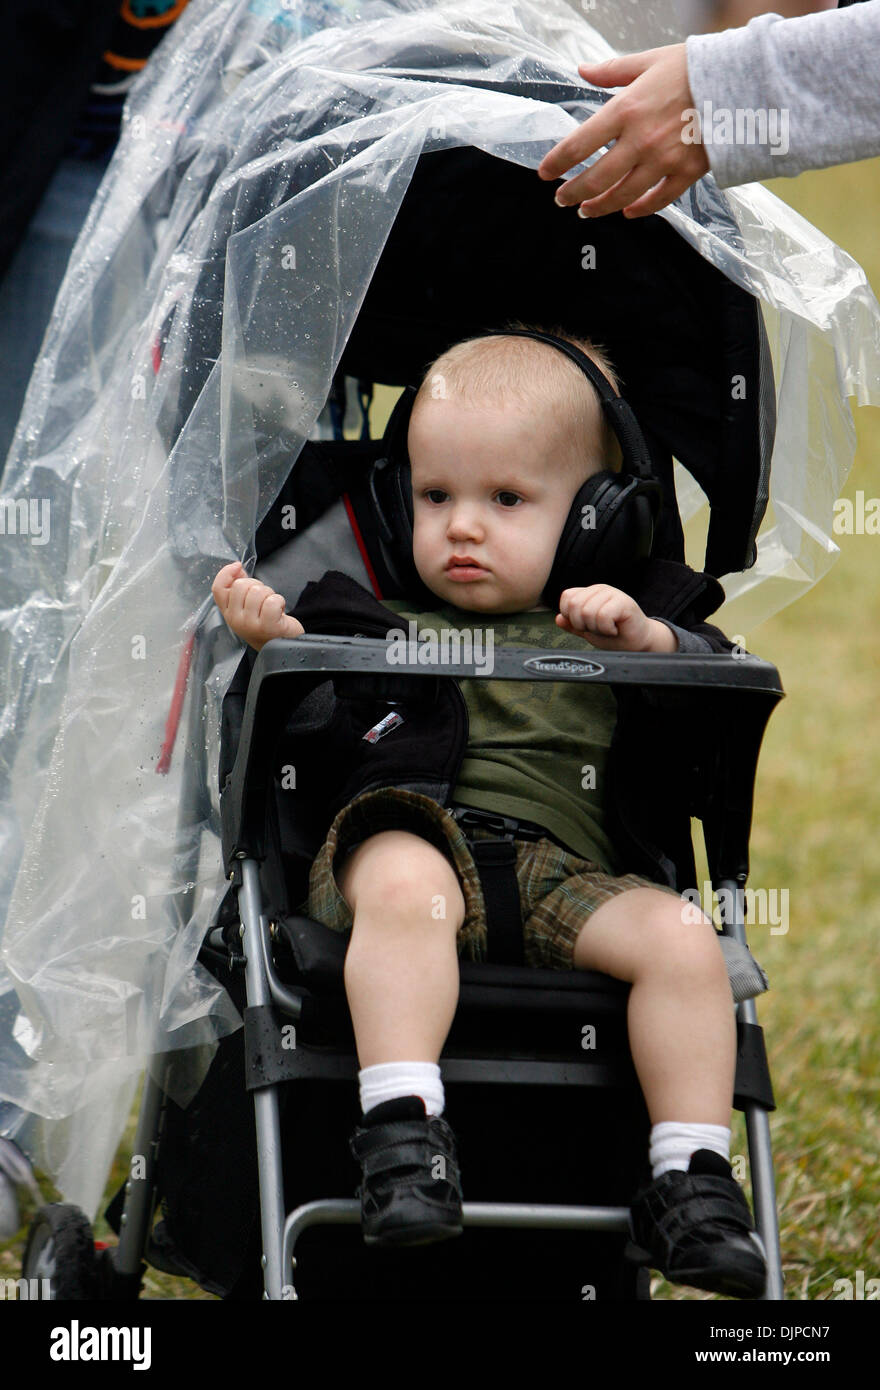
[236,558,737,902]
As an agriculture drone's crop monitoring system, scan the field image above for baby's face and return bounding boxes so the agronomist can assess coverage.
[408,395,597,614]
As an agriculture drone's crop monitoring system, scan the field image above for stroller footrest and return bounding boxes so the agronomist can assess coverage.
[243,1004,638,1092]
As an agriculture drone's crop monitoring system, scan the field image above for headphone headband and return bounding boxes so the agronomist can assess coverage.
[479,327,656,480]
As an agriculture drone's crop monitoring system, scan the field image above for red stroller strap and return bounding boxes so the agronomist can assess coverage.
[157,628,195,774]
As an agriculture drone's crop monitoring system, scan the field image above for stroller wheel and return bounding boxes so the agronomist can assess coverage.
[22,1203,99,1299]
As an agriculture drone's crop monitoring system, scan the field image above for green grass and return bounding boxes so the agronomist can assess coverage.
[2,156,879,1303]
[653,154,880,1300]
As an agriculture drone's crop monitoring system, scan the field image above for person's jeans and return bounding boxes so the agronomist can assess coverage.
[0,155,109,478]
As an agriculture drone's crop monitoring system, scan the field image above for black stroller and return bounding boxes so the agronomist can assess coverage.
[21,147,784,1302]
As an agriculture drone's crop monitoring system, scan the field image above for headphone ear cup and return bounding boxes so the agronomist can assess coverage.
[373,455,440,601]
[389,458,417,587]
[394,458,414,541]
[543,472,662,607]
[543,472,623,604]
[369,456,413,592]
[367,385,423,594]
[588,475,661,578]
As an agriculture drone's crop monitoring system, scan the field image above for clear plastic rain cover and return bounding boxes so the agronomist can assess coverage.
[1,0,879,1216]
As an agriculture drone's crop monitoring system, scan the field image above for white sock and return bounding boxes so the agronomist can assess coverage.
[358,1061,445,1117]
[649,1121,731,1180]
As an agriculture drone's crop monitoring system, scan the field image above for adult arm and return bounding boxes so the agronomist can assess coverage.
[539,1,880,217]
[686,0,880,187]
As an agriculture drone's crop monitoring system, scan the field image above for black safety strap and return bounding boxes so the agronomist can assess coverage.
[468,837,524,966]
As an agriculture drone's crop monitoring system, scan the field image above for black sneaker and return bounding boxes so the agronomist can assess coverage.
[348,1096,464,1247]
[625,1148,768,1298]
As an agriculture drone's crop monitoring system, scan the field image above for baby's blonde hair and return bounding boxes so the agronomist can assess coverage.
[412,320,624,476]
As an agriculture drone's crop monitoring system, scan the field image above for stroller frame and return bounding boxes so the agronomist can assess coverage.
[20,128,794,1301]
[107,629,784,1301]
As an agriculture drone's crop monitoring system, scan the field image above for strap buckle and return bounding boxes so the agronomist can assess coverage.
[450,806,520,841]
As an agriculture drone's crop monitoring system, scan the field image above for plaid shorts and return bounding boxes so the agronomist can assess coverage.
[302,786,682,971]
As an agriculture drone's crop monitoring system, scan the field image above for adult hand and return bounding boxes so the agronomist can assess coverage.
[537,45,710,219]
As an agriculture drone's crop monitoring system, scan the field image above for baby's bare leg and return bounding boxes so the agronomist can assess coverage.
[572,887,735,1125]
[337,830,465,1068]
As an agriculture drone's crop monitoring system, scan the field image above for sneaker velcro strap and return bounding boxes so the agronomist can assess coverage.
[350,1119,460,1184]
[643,1172,747,1211]
[653,1194,752,1245]
[634,1175,754,1263]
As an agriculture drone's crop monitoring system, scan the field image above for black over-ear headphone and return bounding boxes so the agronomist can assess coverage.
[368,327,663,609]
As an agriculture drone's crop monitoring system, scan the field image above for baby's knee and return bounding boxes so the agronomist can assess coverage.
[337,830,465,925]
[641,894,727,981]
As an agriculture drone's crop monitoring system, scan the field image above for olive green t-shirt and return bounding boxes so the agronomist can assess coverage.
[382,599,621,872]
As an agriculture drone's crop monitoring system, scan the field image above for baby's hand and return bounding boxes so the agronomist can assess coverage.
[556,585,675,652]
[212,561,305,651]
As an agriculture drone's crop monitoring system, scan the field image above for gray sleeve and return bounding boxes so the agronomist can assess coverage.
[651,618,714,653]
[684,3,880,188]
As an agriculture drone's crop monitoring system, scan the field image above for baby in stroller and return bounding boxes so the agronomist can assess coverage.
[211,324,768,1299]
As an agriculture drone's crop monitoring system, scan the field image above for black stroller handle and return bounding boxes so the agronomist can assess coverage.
[260,633,783,691]
[219,636,783,875]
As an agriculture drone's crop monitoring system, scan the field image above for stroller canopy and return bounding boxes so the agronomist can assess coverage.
[1,0,878,1215]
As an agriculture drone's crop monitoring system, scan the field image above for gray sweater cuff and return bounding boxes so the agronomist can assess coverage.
[652,618,713,654]
[685,5,880,189]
